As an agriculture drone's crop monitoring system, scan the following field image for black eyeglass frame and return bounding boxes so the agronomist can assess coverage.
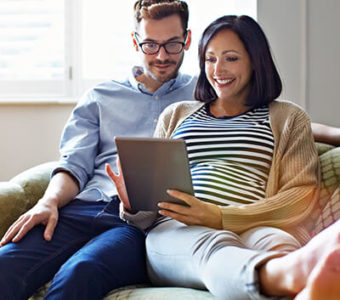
[134,31,188,55]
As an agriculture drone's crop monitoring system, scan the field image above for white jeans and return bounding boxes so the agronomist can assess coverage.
[146,218,301,300]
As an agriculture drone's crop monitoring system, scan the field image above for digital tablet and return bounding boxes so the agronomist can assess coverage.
[115,137,194,211]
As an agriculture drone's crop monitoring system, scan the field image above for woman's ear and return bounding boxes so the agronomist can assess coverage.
[184,29,192,51]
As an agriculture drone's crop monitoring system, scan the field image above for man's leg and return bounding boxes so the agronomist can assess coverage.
[0,199,107,300]
[44,198,148,300]
[45,224,148,300]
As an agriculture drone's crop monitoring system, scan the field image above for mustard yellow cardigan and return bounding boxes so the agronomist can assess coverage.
[120,100,320,245]
[152,100,320,244]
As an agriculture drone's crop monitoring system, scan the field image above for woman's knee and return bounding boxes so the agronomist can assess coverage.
[240,226,301,252]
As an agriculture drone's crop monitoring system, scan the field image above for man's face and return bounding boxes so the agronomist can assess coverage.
[133,14,191,85]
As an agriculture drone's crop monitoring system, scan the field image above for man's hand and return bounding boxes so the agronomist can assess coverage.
[157,189,223,229]
[106,159,131,210]
[0,171,79,247]
[0,198,58,246]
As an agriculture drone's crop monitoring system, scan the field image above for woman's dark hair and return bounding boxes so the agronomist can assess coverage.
[194,15,282,107]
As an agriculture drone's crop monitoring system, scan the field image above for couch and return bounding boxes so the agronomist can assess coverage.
[0,142,339,300]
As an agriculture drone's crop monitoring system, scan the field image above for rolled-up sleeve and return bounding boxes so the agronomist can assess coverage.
[52,91,100,191]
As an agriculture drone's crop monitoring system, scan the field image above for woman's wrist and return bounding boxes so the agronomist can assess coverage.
[208,203,223,229]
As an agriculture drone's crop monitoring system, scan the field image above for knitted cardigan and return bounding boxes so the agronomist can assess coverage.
[121,100,320,245]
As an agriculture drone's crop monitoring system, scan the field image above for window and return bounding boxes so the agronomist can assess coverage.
[0,0,65,98]
[0,0,256,101]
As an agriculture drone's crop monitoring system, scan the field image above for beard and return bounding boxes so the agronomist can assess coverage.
[146,53,184,83]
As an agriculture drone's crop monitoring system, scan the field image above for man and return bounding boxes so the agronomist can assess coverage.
[0,1,195,299]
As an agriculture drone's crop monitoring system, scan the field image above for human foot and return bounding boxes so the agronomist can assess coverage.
[259,220,340,296]
[294,246,340,300]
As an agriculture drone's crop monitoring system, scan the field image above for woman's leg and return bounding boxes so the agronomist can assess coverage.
[146,219,297,300]
[240,226,301,252]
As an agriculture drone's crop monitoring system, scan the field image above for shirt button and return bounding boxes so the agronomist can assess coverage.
[154,119,158,123]
[155,96,159,100]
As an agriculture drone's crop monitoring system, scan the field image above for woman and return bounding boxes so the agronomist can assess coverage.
[107,15,340,299]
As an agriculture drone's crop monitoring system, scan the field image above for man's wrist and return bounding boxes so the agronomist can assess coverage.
[38,195,59,208]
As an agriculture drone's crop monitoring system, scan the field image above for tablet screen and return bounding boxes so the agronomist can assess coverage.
[115,137,193,211]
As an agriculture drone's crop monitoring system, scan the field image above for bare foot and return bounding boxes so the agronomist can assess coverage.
[259,220,340,296]
[294,246,340,300]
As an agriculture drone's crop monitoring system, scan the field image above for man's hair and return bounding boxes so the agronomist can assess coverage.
[134,0,189,34]
[195,15,282,107]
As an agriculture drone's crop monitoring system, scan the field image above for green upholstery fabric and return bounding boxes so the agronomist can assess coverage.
[31,284,213,300]
[1,143,339,300]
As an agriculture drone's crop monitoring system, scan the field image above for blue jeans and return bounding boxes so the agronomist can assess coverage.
[0,197,148,300]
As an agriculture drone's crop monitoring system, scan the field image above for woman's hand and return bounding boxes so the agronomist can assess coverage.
[158,190,223,229]
[105,159,131,210]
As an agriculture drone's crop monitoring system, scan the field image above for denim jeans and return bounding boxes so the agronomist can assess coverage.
[146,218,300,300]
[0,197,148,300]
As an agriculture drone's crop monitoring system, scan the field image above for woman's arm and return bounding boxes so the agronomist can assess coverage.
[217,111,320,236]
[159,107,320,239]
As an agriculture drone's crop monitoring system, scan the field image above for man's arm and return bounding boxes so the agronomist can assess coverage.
[312,122,340,146]
[42,171,80,208]
[0,171,79,246]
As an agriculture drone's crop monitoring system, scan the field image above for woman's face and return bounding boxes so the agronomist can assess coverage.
[204,29,252,104]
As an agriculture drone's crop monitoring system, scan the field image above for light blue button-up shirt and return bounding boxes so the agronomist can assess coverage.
[53,66,196,202]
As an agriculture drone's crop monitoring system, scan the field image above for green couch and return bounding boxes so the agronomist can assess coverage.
[0,142,339,299]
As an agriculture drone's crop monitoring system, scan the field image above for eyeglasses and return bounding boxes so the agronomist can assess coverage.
[134,32,188,55]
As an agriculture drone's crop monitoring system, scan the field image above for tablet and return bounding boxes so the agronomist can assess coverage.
[115,137,194,211]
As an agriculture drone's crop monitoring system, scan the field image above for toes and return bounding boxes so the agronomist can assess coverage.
[302,247,340,300]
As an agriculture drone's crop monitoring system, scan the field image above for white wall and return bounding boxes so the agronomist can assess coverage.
[307,0,340,125]
[1,0,339,180]
[257,0,340,126]
[0,103,74,180]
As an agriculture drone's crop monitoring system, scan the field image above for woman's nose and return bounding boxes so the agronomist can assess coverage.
[214,59,224,75]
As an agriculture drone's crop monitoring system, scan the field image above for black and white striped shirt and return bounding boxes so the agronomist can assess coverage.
[172,104,274,206]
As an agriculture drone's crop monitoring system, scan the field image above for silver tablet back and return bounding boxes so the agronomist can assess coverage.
[115,137,193,211]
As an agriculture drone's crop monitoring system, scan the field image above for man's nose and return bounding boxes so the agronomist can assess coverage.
[155,45,169,60]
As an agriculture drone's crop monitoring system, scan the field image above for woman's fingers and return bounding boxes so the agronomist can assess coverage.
[158,201,191,214]
[158,208,196,225]
[166,189,196,205]
[160,189,222,229]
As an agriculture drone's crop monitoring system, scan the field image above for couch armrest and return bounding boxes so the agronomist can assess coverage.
[0,162,57,239]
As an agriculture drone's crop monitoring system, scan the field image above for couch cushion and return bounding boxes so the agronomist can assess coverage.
[308,147,340,235]
[10,162,57,209]
[104,285,214,300]
[30,284,214,300]
[315,142,335,156]
[0,182,25,238]
[0,162,57,239]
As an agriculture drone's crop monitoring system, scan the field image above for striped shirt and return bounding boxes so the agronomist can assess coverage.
[172,104,274,206]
